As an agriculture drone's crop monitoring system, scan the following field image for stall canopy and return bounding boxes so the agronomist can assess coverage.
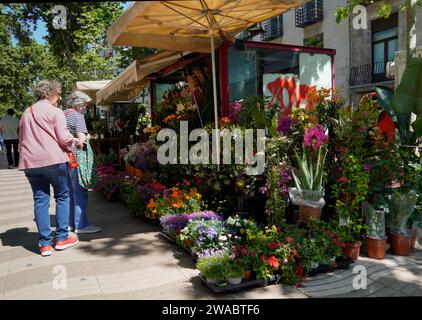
[107,0,307,53]
[75,80,111,104]
[96,50,190,105]
[107,0,307,168]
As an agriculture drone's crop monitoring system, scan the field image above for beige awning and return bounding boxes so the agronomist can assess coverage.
[107,0,307,53]
[96,50,190,105]
[75,80,111,104]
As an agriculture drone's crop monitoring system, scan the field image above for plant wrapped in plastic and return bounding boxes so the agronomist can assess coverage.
[290,145,328,204]
[363,202,386,239]
[387,190,417,236]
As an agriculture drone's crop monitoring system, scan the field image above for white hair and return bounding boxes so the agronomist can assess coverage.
[63,91,92,109]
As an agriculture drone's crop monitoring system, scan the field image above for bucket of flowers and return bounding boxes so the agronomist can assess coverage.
[289,125,329,223]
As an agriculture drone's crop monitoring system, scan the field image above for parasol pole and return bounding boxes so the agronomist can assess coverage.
[210,32,220,171]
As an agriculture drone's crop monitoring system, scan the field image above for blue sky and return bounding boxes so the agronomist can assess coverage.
[32,2,132,45]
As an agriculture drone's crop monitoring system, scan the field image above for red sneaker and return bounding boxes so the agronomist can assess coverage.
[55,235,79,251]
[39,244,52,257]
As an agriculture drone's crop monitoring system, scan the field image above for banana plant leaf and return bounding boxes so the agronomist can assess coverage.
[392,58,422,115]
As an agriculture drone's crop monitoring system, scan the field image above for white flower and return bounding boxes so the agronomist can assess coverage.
[235,222,241,227]
[218,235,228,242]
[227,234,232,238]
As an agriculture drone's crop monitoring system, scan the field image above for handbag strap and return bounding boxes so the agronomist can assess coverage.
[29,107,71,153]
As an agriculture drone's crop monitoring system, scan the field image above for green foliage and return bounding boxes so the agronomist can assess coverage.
[292,146,327,197]
[196,254,231,281]
[332,154,370,221]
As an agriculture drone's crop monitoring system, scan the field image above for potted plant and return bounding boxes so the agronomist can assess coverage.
[363,201,388,259]
[387,190,417,256]
[290,142,328,223]
[375,60,422,255]
[225,261,244,285]
[195,253,230,285]
[297,238,324,276]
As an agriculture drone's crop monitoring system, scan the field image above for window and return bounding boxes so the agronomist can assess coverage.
[260,16,283,41]
[372,13,398,82]
[295,0,324,28]
[304,33,324,48]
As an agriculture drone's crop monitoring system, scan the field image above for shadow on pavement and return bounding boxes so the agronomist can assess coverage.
[0,227,39,254]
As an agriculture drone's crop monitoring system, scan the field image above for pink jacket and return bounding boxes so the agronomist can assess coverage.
[18,99,75,170]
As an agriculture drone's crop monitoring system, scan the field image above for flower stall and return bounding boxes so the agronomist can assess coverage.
[92,2,422,293]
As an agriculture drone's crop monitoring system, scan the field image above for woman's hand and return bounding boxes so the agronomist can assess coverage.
[73,138,82,149]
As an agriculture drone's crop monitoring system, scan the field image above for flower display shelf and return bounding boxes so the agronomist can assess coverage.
[198,274,281,294]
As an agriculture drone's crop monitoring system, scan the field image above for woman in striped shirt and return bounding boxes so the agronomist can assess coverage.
[63,91,101,234]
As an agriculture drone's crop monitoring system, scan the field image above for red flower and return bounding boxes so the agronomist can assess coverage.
[262,254,269,261]
[268,256,280,269]
[285,236,294,244]
[250,251,257,256]
[240,247,249,255]
[338,177,349,183]
[269,241,280,250]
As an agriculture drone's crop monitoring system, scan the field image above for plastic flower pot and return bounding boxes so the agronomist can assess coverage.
[342,241,362,261]
[390,233,411,256]
[299,205,322,223]
[206,278,224,285]
[366,236,387,260]
[227,277,243,285]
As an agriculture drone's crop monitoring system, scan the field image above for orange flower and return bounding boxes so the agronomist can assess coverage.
[147,199,155,209]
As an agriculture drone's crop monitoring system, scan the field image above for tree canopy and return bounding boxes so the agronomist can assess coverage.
[0,3,154,117]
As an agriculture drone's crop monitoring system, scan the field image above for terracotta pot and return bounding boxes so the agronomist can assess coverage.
[243,271,252,280]
[134,169,143,178]
[125,163,135,176]
[342,241,362,261]
[366,237,387,260]
[390,233,411,256]
[299,205,322,223]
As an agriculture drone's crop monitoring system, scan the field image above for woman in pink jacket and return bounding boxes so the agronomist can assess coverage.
[19,80,81,256]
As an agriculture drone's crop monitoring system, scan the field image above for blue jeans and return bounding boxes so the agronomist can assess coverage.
[25,162,70,246]
[69,167,90,230]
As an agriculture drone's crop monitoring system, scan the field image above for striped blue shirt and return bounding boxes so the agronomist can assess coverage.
[64,109,88,153]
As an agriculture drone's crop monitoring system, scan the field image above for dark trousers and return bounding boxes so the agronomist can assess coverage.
[4,139,19,166]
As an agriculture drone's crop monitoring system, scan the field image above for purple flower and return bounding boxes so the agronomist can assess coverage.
[260,183,269,195]
[229,101,242,122]
[280,169,292,195]
[160,211,222,236]
[277,115,298,137]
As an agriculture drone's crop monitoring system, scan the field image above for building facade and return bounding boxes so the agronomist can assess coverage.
[241,0,422,104]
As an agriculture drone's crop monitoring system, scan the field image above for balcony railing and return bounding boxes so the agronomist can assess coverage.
[295,0,324,28]
[349,60,394,87]
[349,64,372,87]
[260,16,283,41]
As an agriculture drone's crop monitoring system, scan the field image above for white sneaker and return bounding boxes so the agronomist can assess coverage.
[75,225,102,234]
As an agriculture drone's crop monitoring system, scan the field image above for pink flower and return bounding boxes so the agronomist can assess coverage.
[304,125,329,151]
